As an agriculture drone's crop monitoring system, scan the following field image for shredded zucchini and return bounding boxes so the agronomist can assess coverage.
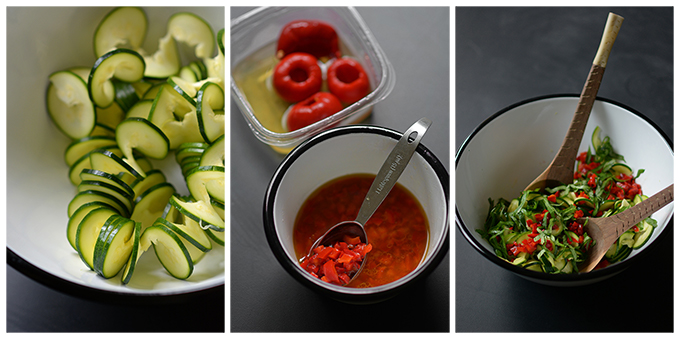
[478,127,657,273]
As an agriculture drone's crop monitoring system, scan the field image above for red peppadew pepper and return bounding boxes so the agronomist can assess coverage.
[272,52,323,102]
[286,92,343,131]
[327,57,370,104]
[276,20,341,60]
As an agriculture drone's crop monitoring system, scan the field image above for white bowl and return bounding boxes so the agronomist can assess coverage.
[6,7,225,299]
[456,95,673,286]
[264,124,449,303]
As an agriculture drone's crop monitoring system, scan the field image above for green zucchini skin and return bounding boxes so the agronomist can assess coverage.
[47,7,225,284]
[46,70,97,139]
[121,222,142,284]
[88,49,146,109]
[196,81,225,144]
[93,7,148,58]
[144,222,194,279]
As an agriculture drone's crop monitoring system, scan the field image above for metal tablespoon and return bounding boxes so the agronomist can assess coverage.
[308,117,432,285]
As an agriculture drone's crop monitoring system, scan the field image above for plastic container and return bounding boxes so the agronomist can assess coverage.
[231,7,396,153]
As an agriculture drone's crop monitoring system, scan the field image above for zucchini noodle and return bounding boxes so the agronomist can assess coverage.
[478,127,658,273]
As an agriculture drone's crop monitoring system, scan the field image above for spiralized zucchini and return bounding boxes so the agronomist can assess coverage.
[46,7,224,284]
[478,127,657,273]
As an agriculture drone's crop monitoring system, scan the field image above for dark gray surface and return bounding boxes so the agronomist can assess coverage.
[455,7,673,332]
[231,7,450,332]
[6,265,224,332]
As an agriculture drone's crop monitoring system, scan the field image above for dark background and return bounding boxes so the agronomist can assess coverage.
[6,261,224,332]
[230,7,450,332]
[455,7,673,332]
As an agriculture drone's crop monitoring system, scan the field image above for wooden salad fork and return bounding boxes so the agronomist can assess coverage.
[578,184,673,273]
[524,13,624,192]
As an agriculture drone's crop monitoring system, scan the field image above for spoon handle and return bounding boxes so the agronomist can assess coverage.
[593,13,625,67]
[523,13,623,192]
[355,118,432,225]
[579,184,672,273]
[545,13,624,185]
[583,184,673,251]
[590,184,673,247]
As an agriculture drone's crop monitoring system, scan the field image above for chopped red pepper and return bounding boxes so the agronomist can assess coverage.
[316,246,335,260]
[300,240,372,286]
[574,191,591,206]
[627,182,642,200]
[534,211,545,222]
[343,235,361,245]
[603,175,642,200]
[574,209,584,219]
[507,242,520,256]
[322,260,339,284]
[594,259,610,270]
[337,253,354,264]
[575,159,600,179]
[526,219,540,237]
[587,173,597,188]
[534,209,551,223]
[576,151,588,163]
[568,221,585,236]
[616,173,633,182]
[545,239,554,251]
[506,237,539,257]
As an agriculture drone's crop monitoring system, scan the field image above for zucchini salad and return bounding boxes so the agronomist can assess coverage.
[478,127,657,274]
[46,7,225,283]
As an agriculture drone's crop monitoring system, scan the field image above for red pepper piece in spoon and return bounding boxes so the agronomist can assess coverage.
[327,57,370,104]
[286,92,343,131]
[300,238,372,286]
[276,20,341,60]
[272,52,323,103]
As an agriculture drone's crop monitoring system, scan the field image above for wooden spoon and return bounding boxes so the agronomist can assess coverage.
[524,12,624,192]
[578,184,673,273]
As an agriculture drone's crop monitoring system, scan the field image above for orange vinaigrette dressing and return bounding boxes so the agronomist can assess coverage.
[293,174,429,288]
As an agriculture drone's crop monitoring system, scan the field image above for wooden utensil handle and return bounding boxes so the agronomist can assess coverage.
[547,12,624,183]
[548,64,604,181]
[594,13,624,67]
[608,184,674,237]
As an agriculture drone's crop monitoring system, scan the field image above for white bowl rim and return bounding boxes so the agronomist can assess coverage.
[455,93,674,283]
[263,124,450,301]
